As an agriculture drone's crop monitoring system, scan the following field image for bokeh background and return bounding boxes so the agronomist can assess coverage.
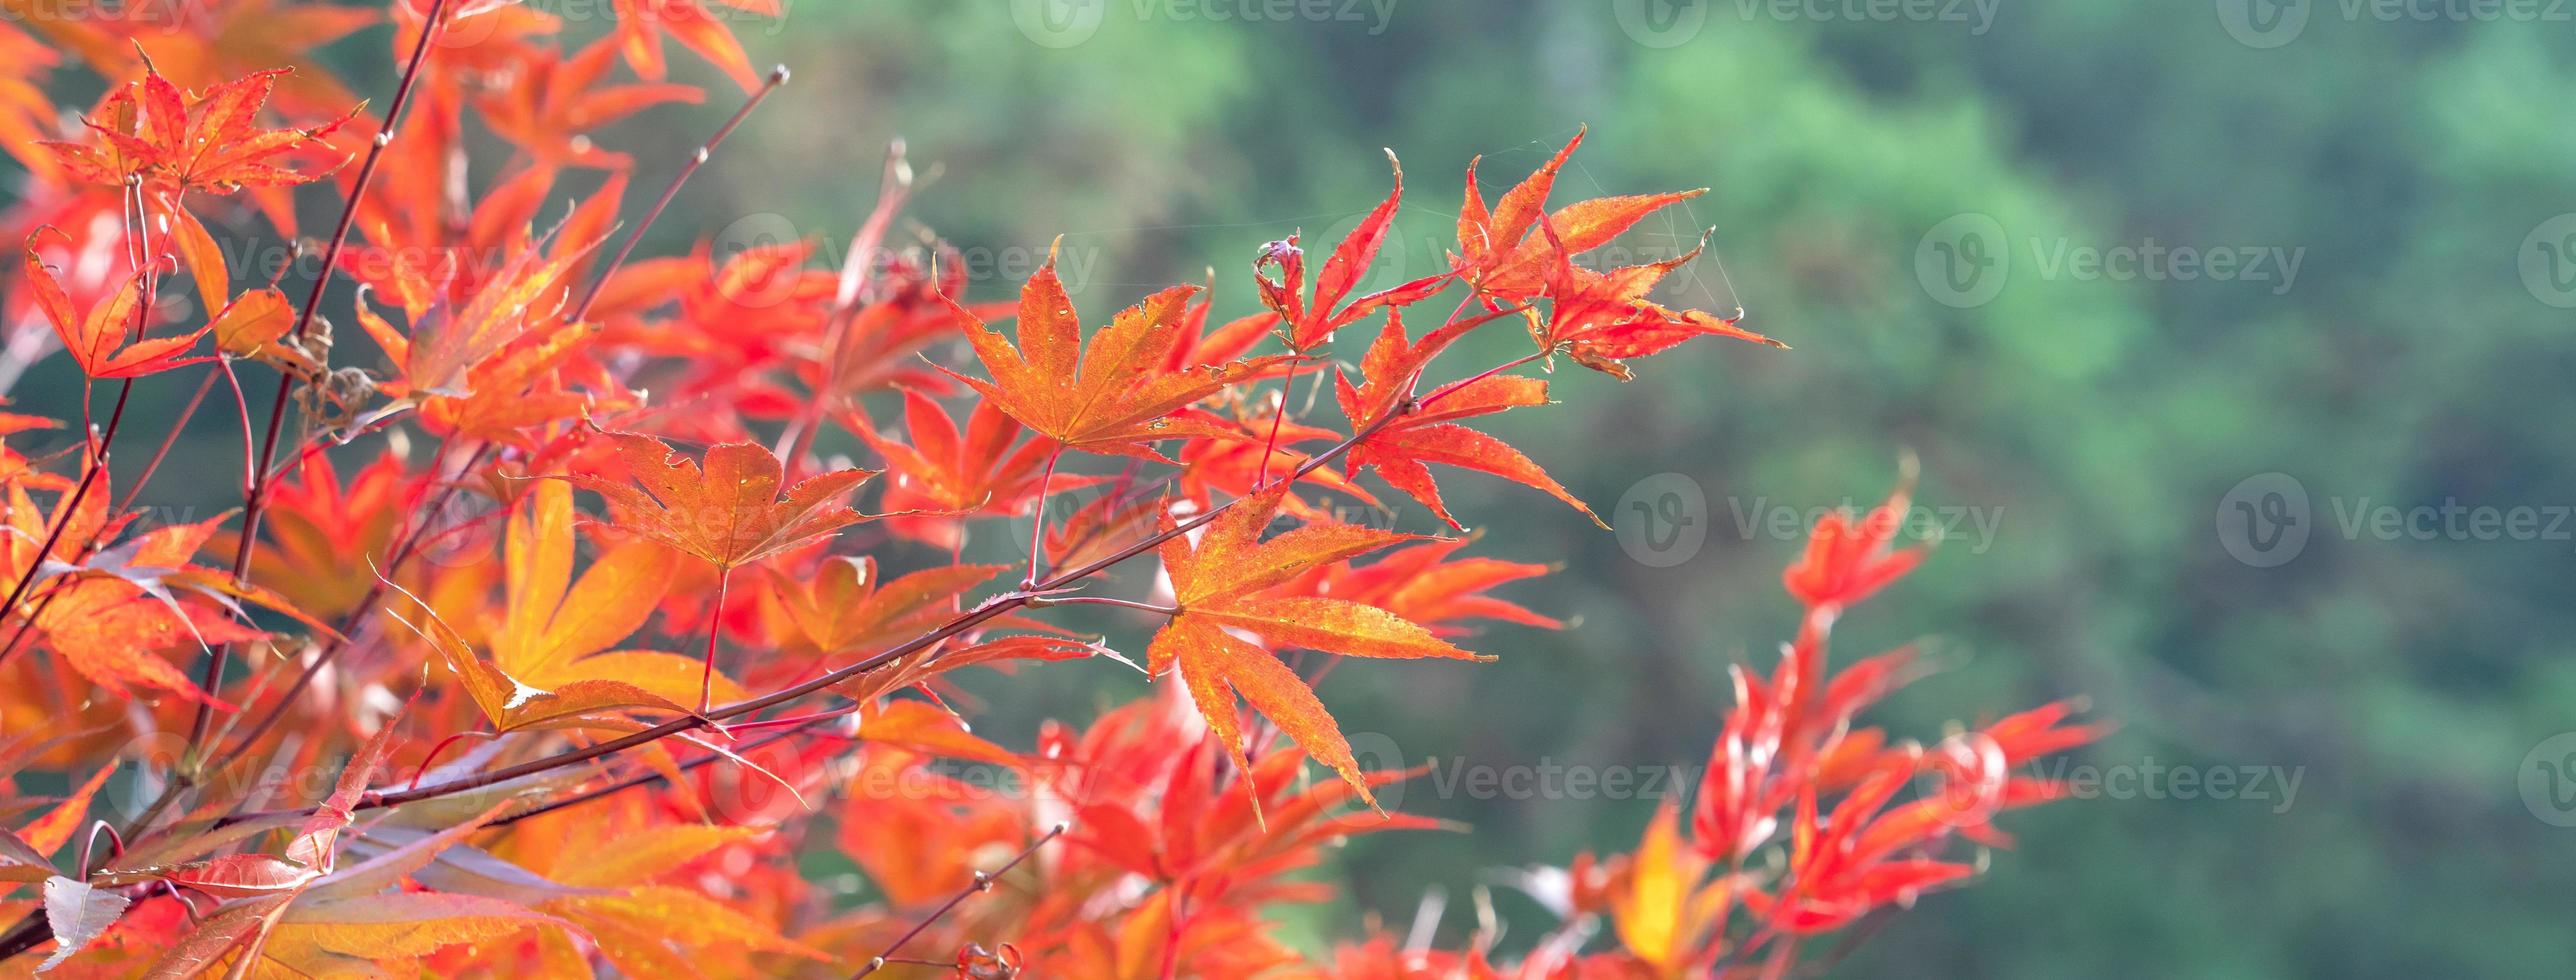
[23,1,2576,976]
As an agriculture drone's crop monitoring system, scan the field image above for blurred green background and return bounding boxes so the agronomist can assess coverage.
[703,3,2574,975]
[38,0,2576,976]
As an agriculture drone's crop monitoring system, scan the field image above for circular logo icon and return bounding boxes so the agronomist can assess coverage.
[413,491,505,569]
[1310,210,1411,308]
[2519,733,2576,827]
[2216,472,2310,568]
[1345,731,1408,812]
[1612,0,1709,49]
[2518,213,2576,309]
[2216,0,2309,49]
[1915,213,2009,309]
[1908,742,2009,831]
[701,738,822,826]
[1013,0,1105,48]
[709,212,805,310]
[102,731,188,811]
[430,0,517,49]
[1615,473,1707,568]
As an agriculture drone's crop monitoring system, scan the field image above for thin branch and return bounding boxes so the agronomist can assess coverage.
[850,823,1066,978]
[195,0,457,755]
[1025,595,1179,617]
[204,441,492,777]
[568,65,791,324]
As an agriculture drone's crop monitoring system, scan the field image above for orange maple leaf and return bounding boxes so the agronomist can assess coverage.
[939,250,1289,461]
[21,229,210,379]
[1453,127,1705,299]
[843,389,1094,548]
[478,36,703,169]
[559,432,871,710]
[610,0,769,93]
[493,481,746,707]
[1147,485,1484,808]
[1534,219,1783,380]
[1252,151,1449,352]
[563,432,872,571]
[42,64,356,196]
[761,555,1015,659]
[1333,311,1603,530]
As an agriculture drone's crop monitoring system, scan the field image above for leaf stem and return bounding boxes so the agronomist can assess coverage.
[1023,442,1064,588]
[699,565,733,715]
[1252,359,1304,489]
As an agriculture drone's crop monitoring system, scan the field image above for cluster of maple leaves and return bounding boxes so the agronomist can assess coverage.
[0,1,2099,976]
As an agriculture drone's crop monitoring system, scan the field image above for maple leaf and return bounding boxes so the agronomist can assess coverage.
[1532,219,1782,380]
[1607,799,1736,972]
[14,498,334,707]
[760,554,1016,659]
[558,432,872,710]
[1334,310,1604,530]
[1746,766,1981,936]
[358,237,594,401]
[1034,683,1434,949]
[479,36,703,169]
[40,876,129,971]
[562,432,873,571]
[1782,468,1927,611]
[221,450,424,621]
[939,249,1289,460]
[350,160,627,320]
[115,0,380,115]
[591,239,840,368]
[394,588,693,737]
[41,64,357,196]
[476,803,826,973]
[0,27,62,184]
[115,718,400,907]
[1279,536,1559,638]
[844,389,1094,548]
[1147,485,1484,807]
[1252,151,1450,351]
[21,229,210,379]
[609,0,772,93]
[493,481,747,707]
[17,764,114,859]
[1174,411,1382,522]
[1453,127,1705,298]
